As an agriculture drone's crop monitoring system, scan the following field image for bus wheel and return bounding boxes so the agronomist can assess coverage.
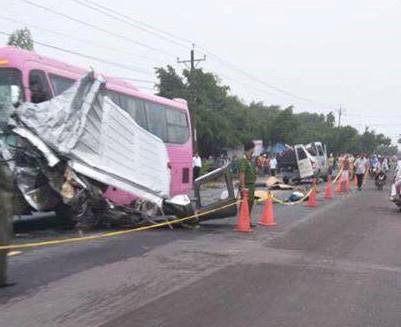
[55,204,75,229]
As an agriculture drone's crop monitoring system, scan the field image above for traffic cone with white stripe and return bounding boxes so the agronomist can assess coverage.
[235,189,253,233]
[258,193,277,226]
[307,183,318,207]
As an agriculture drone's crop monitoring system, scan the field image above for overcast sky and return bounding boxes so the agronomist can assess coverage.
[1,0,401,143]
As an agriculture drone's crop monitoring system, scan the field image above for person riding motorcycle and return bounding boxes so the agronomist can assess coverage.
[375,168,386,190]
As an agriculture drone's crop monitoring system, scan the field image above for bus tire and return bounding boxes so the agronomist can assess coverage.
[55,204,75,229]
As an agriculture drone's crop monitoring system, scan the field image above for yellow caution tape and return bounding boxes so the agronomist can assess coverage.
[1,176,336,251]
[332,169,343,184]
[271,189,314,206]
[0,201,240,251]
[7,251,22,256]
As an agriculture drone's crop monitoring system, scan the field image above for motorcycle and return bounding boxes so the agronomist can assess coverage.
[375,172,386,191]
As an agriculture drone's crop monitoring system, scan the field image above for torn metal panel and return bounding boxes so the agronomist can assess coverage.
[12,127,60,167]
[193,165,237,220]
[15,73,170,207]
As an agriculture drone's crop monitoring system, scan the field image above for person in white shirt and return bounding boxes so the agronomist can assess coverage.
[382,157,389,172]
[353,153,369,191]
[192,152,202,181]
[269,155,278,176]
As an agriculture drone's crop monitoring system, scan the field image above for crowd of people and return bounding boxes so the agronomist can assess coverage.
[193,152,280,180]
[328,153,394,191]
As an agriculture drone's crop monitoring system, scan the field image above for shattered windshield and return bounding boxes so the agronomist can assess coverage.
[305,144,317,156]
[0,68,23,129]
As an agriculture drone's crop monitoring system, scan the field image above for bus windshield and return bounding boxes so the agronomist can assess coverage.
[0,68,23,128]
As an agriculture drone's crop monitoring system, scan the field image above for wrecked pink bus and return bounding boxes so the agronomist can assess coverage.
[0,46,193,210]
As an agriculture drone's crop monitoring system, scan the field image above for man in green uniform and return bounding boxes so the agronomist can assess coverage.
[0,159,14,287]
[239,141,256,215]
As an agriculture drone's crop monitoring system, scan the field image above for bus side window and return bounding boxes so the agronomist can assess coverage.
[49,74,75,96]
[166,108,189,144]
[107,90,121,107]
[123,95,148,130]
[145,102,167,142]
[133,99,148,130]
[29,70,51,104]
[112,93,148,130]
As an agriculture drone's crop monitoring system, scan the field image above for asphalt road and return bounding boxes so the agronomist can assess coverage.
[1,180,400,327]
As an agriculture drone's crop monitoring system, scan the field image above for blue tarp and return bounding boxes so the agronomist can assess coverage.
[265,143,288,154]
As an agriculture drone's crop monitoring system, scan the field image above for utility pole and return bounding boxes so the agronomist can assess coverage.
[335,106,345,155]
[337,106,344,128]
[177,44,206,153]
[177,44,206,71]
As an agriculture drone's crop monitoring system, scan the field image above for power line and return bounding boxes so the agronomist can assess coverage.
[17,0,177,59]
[61,0,334,109]
[116,77,156,84]
[78,0,194,46]
[0,15,167,66]
[200,47,332,107]
[69,0,192,51]
[13,0,337,111]
[0,30,154,76]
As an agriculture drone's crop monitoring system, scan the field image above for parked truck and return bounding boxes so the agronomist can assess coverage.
[305,141,328,180]
[277,144,315,184]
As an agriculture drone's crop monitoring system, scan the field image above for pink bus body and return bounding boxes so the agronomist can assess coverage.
[0,46,193,205]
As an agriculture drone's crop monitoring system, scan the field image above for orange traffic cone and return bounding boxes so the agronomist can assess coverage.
[325,176,333,200]
[235,189,252,233]
[258,194,276,226]
[307,186,318,207]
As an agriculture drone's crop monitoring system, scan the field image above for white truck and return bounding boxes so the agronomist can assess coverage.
[277,144,315,184]
[305,141,328,180]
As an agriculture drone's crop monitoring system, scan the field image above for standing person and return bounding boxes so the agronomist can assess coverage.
[239,141,257,217]
[0,159,14,288]
[382,157,389,172]
[327,153,335,176]
[192,152,202,181]
[263,154,270,176]
[340,155,351,191]
[269,154,278,176]
[354,153,369,191]
[231,155,239,175]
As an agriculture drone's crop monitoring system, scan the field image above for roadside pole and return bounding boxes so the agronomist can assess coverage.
[0,161,14,287]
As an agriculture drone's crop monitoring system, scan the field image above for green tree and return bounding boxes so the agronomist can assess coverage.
[271,107,298,144]
[7,27,34,51]
[155,65,186,99]
[154,64,396,157]
[326,112,336,128]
